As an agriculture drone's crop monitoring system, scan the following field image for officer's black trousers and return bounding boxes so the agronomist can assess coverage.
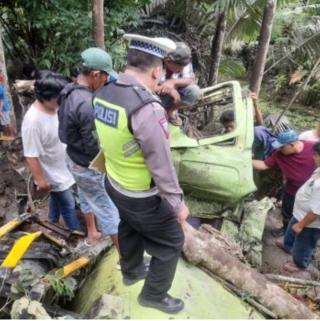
[105,177,184,300]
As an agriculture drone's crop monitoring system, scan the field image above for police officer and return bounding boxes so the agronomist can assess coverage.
[93,34,189,313]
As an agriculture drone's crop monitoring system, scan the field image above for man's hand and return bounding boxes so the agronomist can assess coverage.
[292,223,303,235]
[156,83,181,106]
[250,91,264,125]
[158,80,176,95]
[252,160,270,171]
[176,206,190,223]
[170,89,181,105]
[250,92,258,102]
[36,179,51,193]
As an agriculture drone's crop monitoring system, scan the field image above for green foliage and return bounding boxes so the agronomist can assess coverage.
[263,0,320,104]
[1,0,319,105]
[10,263,39,300]
[272,74,288,94]
[45,274,77,301]
[226,0,264,42]
[302,81,320,107]
[219,59,246,79]
[105,0,150,71]
[259,90,320,131]
[0,0,149,76]
[1,0,91,76]
[268,1,320,72]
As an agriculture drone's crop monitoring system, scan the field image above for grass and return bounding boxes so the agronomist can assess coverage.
[237,80,320,132]
[257,94,319,132]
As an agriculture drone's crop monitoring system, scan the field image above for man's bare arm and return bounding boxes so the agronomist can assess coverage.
[250,92,264,125]
[25,157,50,192]
[160,78,193,91]
[252,160,270,171]
[169,78,193,88]
[253,100,264,126]
[292,211,317,234]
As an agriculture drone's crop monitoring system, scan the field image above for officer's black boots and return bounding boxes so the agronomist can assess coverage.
[138,294,184,314]
[122,268,148,286]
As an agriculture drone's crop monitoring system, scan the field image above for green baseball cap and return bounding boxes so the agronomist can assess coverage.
[81,47,117,78]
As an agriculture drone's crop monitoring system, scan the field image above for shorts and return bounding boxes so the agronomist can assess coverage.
[0,111,10,126]
[66,156,120,235]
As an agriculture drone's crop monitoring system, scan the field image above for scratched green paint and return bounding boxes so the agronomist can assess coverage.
[73,248,262,319]
[170,81,256,205]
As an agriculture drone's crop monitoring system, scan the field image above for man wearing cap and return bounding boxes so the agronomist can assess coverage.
[58,48,120,250]
[93,34,189,313]
[156,42,201,126]
[253,129,316,233]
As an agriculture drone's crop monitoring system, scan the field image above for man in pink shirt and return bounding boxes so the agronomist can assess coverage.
[253,129,316,234]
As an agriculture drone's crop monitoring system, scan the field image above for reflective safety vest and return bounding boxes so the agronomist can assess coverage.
[93,81,160,191]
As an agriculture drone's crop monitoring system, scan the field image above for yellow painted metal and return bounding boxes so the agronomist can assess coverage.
[0,220,22,239]
[55,257,90,278]
[1,231,42,268]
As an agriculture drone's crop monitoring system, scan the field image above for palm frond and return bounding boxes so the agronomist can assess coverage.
[226,0,264,41]
[139,0,172,17]
[266,26,320,74]
[219,59,246,78]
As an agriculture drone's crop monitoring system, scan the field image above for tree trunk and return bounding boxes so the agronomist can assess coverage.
[208,11,226,86]
[92,0,105,49]
[182,222,317,319]
[249,0,277,95]
[0,26,16,131]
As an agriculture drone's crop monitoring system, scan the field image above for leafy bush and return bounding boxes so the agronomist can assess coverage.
[302,81,320,107]
[45,274,77,301]
[272,74,288,94]
[219,59,246,79]
[1,0,148,77]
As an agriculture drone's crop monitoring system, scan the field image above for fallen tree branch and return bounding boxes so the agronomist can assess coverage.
[182,222,317,319]
[265,274,320,288]
[202,267,277,319]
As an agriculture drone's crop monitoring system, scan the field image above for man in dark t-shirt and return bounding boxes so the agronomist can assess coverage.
[58,48,120,250]
[253,129,315,233]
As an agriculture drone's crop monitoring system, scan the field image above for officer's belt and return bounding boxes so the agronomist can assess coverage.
[106,174,158,198]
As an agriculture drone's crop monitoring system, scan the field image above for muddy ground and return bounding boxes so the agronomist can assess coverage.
[262,208,315,279]
[1,135,320,280]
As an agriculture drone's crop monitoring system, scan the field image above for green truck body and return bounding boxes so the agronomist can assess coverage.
[170,81,257,205]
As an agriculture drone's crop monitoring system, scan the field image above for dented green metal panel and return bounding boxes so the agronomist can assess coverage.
[170,81,256,204]
[73,248,262,319]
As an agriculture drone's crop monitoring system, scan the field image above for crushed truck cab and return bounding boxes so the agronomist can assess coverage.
[170,81,257,205]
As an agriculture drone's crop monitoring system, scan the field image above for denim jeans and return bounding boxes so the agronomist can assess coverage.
[0,111,10,126]
[66,156,119,236]
[281,191,295,229]
[48,189,80,231]
[284,216,320,269]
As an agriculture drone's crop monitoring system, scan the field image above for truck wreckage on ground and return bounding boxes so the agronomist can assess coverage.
[0,80,318,319]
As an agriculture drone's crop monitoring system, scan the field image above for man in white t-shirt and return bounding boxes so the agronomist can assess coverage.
[156,42,201,126]
[276,142,320,272]
[299,122,320,142]
[21,71,80,231]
